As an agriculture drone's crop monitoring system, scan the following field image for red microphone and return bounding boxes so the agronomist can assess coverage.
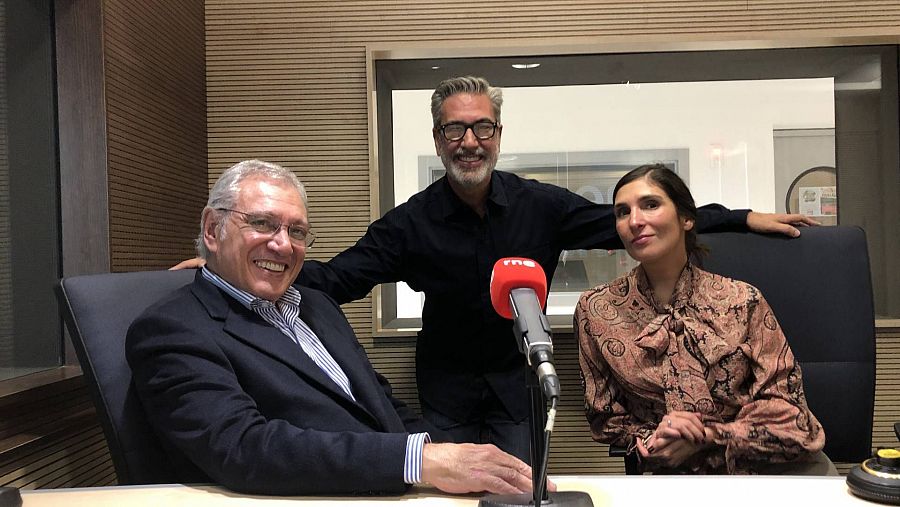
[490,258,548,319]
[490,258,559,400]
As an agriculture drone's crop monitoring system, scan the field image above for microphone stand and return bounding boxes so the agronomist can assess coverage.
[528,372,548,505]
[478,372,593,507]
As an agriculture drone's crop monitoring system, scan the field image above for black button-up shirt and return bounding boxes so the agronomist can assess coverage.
[299,170,748,421]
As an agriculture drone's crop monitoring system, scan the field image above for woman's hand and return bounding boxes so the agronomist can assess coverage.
[636,411,717,468]
[637,434,706,468]
[653,411,706,444]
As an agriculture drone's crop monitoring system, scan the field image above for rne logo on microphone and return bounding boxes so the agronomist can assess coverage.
[502,258,537,268]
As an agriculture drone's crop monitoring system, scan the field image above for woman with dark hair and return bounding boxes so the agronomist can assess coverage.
[576,164,830,474]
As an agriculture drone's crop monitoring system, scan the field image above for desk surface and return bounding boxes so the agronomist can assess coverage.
[20,476,871,507]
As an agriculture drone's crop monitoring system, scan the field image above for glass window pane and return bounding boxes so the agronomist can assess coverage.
[374,45,900,330]
[0,0,62,381]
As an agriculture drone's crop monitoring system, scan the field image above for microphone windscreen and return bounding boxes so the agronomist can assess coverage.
[490,257,548,319]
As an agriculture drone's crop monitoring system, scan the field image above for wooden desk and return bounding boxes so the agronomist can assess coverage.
[20,476,870,507]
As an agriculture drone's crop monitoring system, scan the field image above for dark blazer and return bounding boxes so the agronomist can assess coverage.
[125,271,437,496]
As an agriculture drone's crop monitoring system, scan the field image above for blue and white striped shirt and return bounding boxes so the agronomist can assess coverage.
[201,267,429,483]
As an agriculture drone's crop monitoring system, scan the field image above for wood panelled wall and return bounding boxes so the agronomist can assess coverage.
[1,0,207,490]
[205,1,900,474]
[105,0,208,271]
[0,369,115,488]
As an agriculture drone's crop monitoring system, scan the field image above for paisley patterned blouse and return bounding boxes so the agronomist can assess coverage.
[576,263,825,474]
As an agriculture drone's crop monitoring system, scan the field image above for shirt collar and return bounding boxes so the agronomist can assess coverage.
[201,265,301,310]
[634,262,695,312]
[436,170,510,220]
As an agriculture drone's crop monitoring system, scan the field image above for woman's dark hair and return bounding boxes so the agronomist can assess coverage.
[613,163,707,260]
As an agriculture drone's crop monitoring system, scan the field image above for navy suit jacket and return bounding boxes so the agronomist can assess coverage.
[125,272,437,496]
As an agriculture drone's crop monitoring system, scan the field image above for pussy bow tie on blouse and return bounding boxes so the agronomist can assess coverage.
[630,265,731,415]
[632,264,695,360]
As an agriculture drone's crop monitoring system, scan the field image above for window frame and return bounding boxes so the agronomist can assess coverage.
[366,38,900,335]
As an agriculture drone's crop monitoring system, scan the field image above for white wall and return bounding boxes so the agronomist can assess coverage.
[392,78,835,210]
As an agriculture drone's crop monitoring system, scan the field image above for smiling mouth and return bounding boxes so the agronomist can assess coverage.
[456,153,482,163]
[255,260,286,272]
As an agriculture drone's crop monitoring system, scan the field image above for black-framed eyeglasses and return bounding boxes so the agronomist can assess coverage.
[437,121,499,142]
[217,208,316,247]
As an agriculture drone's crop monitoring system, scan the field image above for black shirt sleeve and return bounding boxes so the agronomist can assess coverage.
[299,210,406,305]
[696,205,751,232]
[299,176,750,305]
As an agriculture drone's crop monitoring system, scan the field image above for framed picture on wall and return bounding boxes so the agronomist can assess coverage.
[786,166,837,225]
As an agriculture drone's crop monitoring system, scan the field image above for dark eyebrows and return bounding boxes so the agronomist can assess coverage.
[636,193,665,205]
[613,193,665,209]
[443,118,495,124]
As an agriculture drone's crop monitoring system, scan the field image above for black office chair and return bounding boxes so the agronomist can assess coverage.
[56,269,197,484]
[613,226,875,473]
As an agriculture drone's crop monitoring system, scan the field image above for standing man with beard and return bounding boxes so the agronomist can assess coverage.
[294,76,816,462]
[175,76,815,461]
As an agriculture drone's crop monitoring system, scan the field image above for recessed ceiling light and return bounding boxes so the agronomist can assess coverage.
[431,66,440,70]
[511,63,540,70]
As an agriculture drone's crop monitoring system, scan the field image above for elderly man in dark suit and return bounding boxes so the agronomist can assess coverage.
[125,159,534,497]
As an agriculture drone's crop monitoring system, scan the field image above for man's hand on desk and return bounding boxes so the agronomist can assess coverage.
[421,442,551,495]
[746,211,820,238]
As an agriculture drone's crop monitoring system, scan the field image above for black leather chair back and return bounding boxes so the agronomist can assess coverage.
[56,269,196,484]
[699,226,875,463]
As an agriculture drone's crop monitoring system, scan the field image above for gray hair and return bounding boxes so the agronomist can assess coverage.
[197,159,308,259]
[430,76,503,128]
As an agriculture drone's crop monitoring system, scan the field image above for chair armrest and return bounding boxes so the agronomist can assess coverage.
[608,444,628,457]
[608,444,641,475]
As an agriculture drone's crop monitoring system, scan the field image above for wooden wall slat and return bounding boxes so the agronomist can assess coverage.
[0,379,116,489]
[105,0,207,272]
[15,434,108,489]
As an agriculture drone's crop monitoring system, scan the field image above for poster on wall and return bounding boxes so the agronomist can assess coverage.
[798,186,837,216]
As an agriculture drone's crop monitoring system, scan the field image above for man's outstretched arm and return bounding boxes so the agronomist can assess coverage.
[745,211,820,237]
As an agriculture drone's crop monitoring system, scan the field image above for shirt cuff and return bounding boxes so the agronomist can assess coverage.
[403,432,431,484]
[729,209,752,228]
